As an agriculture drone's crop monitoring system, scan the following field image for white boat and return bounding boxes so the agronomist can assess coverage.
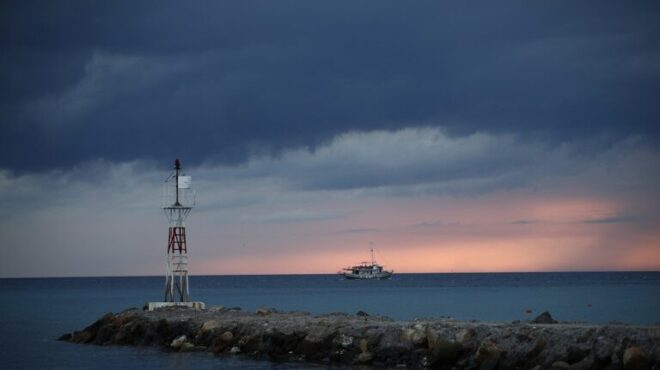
[340,248,393,280]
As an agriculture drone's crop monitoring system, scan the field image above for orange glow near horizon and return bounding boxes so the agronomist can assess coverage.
[205,229,654,274]
[186,190,660,275]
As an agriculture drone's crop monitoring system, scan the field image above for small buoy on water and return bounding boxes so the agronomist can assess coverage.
[525,309,533,314]
[587,303,592,308]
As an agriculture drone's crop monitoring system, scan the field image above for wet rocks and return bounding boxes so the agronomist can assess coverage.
[595,336,617,363]
[220,330,234,342]
[210,331,233,353]
[566,343,591,364]
[69,312,115,344]
[528,337,547,359]
[333,333,353,349]
[475,340,503,370]
[259,329,297,359]
[113,317,147,345]
[200,320,220,332]
[357,351,374,364]
[427,329,462,366]
[61,306,660,369]
[476,340,503,362]
[298,326,335,360]
[374,327,411,365]
[455,328,476,344]
[401,324,427,347]
[170,335,194,351]
[623,346,649,370]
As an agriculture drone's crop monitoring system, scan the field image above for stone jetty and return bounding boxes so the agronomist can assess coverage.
[60,306,659,369]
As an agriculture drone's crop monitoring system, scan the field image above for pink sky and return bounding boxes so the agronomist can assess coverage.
[192,191,660,275]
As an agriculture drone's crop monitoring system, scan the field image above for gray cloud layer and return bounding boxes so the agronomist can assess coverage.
[2,128,659,276]
[2,1,659,172]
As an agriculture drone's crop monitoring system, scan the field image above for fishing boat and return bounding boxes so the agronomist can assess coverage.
[340,248,393,280]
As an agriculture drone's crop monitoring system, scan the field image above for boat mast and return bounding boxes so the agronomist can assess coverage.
[371,248,375,265]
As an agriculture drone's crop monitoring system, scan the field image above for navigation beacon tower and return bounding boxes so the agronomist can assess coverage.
[162,159,195,303]
[147,159,204,311]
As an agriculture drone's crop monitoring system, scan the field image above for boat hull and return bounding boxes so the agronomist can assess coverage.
[341,271,393,280]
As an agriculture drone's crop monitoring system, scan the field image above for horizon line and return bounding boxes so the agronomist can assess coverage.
[2,269,659,279]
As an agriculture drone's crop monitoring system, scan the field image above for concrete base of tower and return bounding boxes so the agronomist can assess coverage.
[145,301,205,311]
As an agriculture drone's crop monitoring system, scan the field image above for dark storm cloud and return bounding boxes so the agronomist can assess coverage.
[1,1,659,172]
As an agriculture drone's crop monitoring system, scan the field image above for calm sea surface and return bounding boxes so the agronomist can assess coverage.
[1,272,659,369]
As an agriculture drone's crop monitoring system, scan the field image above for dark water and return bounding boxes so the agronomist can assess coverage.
[1,272,659,369]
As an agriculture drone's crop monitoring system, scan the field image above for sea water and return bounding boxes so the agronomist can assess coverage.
[1,272,659,369]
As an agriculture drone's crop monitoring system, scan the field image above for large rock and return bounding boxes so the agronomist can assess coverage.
[401,324,427,347]
[623,347,649,370]
[566,343,591,364]
[330,333,358,363]
[170,335,188,350]
[594,336,616,363]
[93,324,119,345]
[375,327,410,364]
[70,330,94,344]
[221,331,234,342]
[236,334,260,353]
[527,337,547,359]
[114,318,147,345]
[333,333,354,349]
[210,330,235,353]
[298,326,335,360]
[359,338,369,353]
[304,326,334,345]
[455,328,476,344]
[475,340,503,364]
[531,311,558,324]
[84,312,116,333]
[201,320,220,332]
[427,329,462,365]
[143,319,172,346]
[357,351,373,364]
[71,312,116,344]
[263,328,302,359]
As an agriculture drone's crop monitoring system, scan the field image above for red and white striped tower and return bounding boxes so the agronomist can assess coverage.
[162,159,195,302]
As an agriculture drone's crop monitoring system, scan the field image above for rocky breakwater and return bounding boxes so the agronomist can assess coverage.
[60,307,659,369]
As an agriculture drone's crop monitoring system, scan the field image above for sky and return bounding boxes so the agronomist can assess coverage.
[1,1,659,277]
